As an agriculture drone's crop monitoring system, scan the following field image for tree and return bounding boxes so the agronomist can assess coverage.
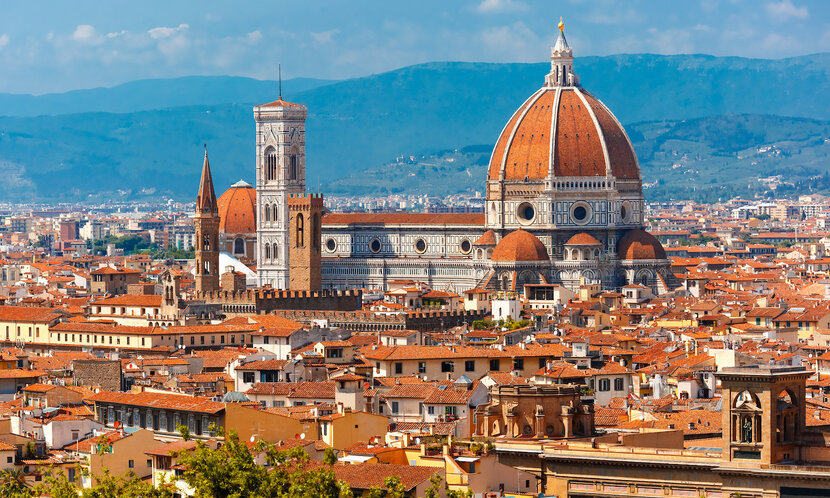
[323,448,338,465]
[82,468,173,498]
[0,469,30,498]
[177,423,191,441]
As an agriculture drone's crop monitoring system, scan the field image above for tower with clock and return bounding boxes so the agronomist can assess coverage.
[253,93,307,288]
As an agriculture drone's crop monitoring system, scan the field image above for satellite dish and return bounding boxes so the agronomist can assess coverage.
[250,435,256,443]
[414,438,421,445]
[300,433,306,440]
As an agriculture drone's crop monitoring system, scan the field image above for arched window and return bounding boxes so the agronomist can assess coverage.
[272,204,278,223]
[312,213,320,250]
[296,213,305,247]
[264,204,271,222]
[265,147,277,181]
[234,238,244,255]
[289,154,298,180]
[203,261,210,275]
[264,243,271,261]
[202,234,210,251]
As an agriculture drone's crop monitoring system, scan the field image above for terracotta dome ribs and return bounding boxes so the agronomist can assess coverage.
[553,90,604,178]
[583,92,639,179]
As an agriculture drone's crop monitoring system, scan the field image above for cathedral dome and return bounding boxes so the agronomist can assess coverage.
[487,24,638,184]
[217,180,257,234]
[617,229,666,260]
[487,88,639,182]
[491,229,549,262]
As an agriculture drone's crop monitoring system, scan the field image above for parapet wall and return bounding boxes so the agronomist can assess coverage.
[196,288,362,313]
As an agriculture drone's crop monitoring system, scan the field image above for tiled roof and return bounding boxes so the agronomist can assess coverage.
[245,382,295,395]
[0,305,64,323]
[92,295,162,307]
[322,213,484,227]
[565,233,601,246]
[490,229,548,262]
[237,359,287,370]
[330,462,438,491]
[286,381,335,399]
[89,391,224,414]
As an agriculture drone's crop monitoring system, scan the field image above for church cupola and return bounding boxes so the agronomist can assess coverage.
[545,18,579,87]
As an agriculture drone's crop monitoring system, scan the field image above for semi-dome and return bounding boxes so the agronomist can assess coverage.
[491,229,549,262]
[217,180,257,234]
[565,233,601,246]
[617,229,666,260]
[487,23,639,184]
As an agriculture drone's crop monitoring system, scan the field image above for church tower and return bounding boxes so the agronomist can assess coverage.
[288,193,323,291]
[194,148,220,293]
[253,92,307,288]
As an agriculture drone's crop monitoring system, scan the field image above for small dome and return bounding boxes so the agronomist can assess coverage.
[491,230,549,262]
[565,233,601,246]
[618,229,666,260]
[474,230,497,246]
[217,183,257,234]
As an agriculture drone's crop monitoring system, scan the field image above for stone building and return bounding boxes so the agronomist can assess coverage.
[236,23,672,294]
[495,365,830,498]
[474,384,593,439]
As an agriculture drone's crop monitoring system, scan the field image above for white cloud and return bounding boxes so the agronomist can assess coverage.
[310,29,340,44]
[246,30,263,45]
[148,23,189,40]
[478,22,541,60]
[0,34,8,50]
[476,0,528,14]
[72,24,99,43]
[765,1,808,20]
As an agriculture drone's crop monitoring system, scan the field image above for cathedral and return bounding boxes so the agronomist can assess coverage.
[197,22,673,295]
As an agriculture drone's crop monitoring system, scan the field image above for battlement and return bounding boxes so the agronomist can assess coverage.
[270,307,487,332]
[288,193,324,208]
[196,287,361,315]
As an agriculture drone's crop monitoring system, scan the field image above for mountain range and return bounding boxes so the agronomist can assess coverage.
[0,53,828,202]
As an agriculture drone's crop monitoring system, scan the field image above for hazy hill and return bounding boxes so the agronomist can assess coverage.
[325,115,830,203]
[0,53,828,201]
[0,76,335,117]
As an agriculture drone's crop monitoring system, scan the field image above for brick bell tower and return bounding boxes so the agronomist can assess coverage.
[288,193,322,291]
[194,147,220,293]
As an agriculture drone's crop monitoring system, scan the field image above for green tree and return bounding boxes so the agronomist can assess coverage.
[323,447,338,465]
[0,469,30,498]
[82,468,173,498]
[177,423,191,441]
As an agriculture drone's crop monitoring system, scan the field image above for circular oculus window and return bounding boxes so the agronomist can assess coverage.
[570,202,592,226]
[369,238,382,254]
[325,238,336,252]
[460,239,472,254]
[415,239,427,254]
[517,202,536,224]
[620,201,632,223]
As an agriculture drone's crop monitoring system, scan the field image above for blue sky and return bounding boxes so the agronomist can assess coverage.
[0,0,827,94]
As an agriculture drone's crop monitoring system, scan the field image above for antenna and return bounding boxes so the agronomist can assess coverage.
[278,63,282,100]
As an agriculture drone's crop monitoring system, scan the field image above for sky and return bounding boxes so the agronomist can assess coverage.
[0,0,827,94]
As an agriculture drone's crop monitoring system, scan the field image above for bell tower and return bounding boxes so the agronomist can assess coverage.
[716,365,810,466]
[254,89,307,289]
[194,148,220,293]
[288,193,323,291]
